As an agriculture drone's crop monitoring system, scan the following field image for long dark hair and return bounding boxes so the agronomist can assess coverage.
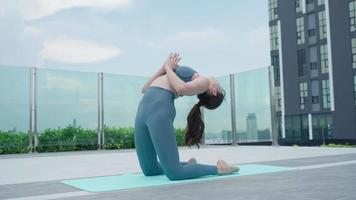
[184,90,225,148]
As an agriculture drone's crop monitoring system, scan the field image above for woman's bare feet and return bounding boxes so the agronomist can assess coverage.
[217,160,240,175]
[188,157,197,164]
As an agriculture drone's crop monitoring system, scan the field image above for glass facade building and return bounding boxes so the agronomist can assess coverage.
[269,0,356,144]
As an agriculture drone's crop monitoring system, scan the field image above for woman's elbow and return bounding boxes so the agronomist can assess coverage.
[175,85,188,96]
[176,84,198,96]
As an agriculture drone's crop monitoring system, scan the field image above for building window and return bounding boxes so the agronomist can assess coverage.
[354,76,356,105]
[317,0,325,6]
[352,38,356,68]
[296,0,303,13]
[272,55,280,81]
[306,0,315,12]
[310,62,318,69]
[269,0,278,21]
[300,82,308,110]
[308,29,316,37]
[297,17,305,45]
[350,0,356,32]
[320,44,329,73]
[322,79,330,109]
[312,96,319,104]
[275,86,281,112]
[311,80,320,111]
[297,49,306,76]
[270,25,279,51]
[318,11,327,40]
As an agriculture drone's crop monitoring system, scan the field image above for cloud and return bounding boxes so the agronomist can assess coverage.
[40,36,122,64]
[22,0,133,21]
[148,28,226,48]
[0,4,43,67]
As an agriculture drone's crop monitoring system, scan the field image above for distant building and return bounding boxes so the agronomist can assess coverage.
[221,130,232,143]
[268,0,356,144]
[246,113,258,141]
[73,118,77,128]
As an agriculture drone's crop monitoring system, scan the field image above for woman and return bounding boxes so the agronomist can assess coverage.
[134,52,239,181]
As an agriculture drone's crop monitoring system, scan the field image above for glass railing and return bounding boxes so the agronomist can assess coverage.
[0,65,273,154]
[36,68,98,152]
[0,65,30,154]
[204,75,232,144]
[235,68,272,143]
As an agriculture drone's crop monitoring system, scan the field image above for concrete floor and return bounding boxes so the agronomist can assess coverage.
[1,145,356,200]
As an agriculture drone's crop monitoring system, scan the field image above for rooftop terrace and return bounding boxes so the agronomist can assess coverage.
[1,145,356,200]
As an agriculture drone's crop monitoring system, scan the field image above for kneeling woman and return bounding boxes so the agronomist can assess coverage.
[134,53,239,181]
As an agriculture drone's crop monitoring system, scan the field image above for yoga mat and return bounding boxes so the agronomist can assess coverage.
[61,164,292,192]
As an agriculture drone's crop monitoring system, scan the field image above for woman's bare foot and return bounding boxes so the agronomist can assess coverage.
[188,157,197,164]
[217,160,240,175]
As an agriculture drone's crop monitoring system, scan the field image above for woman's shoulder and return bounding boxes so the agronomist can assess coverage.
[175,65,198,73]
[174,65,199,82]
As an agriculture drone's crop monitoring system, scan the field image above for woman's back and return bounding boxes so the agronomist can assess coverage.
[149,66,200,95]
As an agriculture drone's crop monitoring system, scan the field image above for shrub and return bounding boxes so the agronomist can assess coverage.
[0,125,186,154]
[0,131,29,154]
[36,126,97,152]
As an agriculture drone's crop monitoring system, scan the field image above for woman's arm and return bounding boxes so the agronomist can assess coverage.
[141,66,165,93]
[165,53,209,96]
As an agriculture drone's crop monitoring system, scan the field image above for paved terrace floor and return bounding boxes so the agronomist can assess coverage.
[1,145,356,200]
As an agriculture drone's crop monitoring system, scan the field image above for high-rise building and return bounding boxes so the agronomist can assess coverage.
[246,113,258,142]
[268,0,356,144]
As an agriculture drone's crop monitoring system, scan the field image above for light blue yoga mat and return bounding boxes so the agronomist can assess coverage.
[61,164,292,192]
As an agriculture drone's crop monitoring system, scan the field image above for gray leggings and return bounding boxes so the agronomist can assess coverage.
[134,86,217,181]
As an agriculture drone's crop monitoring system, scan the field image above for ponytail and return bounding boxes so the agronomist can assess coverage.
[184,101,204,149]
[184,90,225,149]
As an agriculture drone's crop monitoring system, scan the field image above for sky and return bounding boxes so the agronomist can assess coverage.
[0,0,270,77]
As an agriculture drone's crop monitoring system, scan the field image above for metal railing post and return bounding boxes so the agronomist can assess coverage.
[28,68,33,152]
[229,74,238,146]
[101,73,105,148]
[28,67,38,153]
[97,72,104,150]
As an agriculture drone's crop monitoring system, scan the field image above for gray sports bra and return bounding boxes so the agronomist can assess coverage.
[174,66,198,82]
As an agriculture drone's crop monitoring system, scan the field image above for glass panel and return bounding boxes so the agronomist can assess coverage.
[103,73,145,149]
[318,11,327,40]
[352,38,356,68]
[296,0,303,13]
[270,25,279,51]
[312,113,332,142]
[268,0,278,21]
[37,68,98,152]
[354,76,356,105]
[308,14,316,29]
[296,17,305,45]
[204,75,232,144]
[350,1,356,32]
[235,67,272,143]
[0,65,29,154]
[285,115,309,142]
[309,46,317,62]
[320,44,328,73]
[307,0,315,12]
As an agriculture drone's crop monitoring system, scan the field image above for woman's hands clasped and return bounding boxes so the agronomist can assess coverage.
[163,52,181,71]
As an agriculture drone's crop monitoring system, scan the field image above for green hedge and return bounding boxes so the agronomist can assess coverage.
[0,131,29,154]
[0,126,186,154]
